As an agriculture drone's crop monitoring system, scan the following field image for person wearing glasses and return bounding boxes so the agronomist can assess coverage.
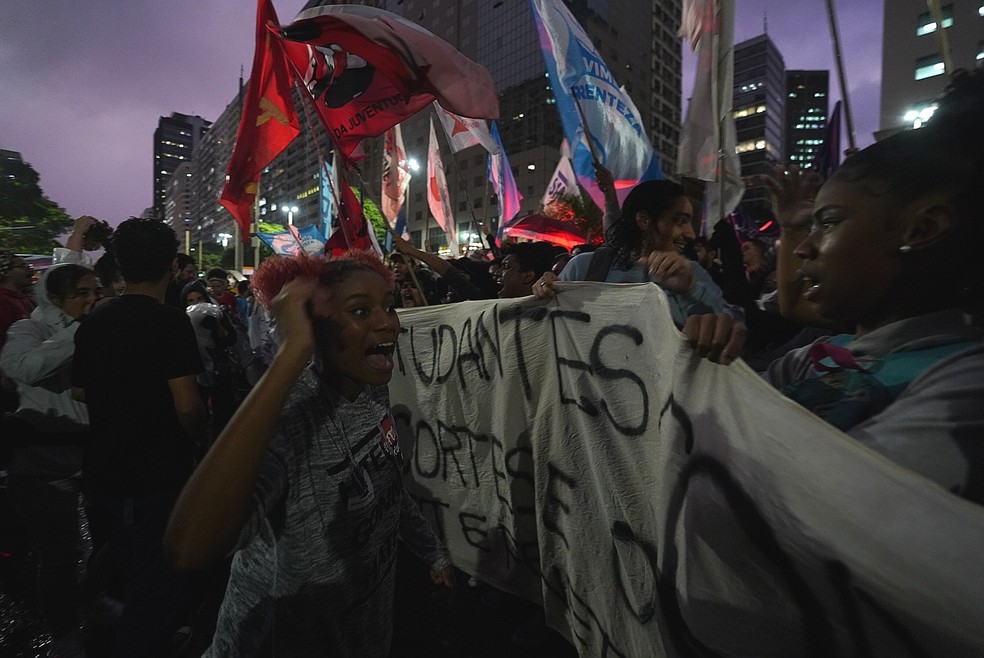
[0,263,100,657]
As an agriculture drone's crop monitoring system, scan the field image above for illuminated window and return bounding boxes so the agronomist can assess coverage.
[914,54,945,80]
[978,41,984,62]
[732,104,766,119]
[916,5,953,35]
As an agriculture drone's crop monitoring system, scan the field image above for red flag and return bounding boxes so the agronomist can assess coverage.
[426,117,459,257]
[280,5,498,159]
[381,125,410,226]
[326,179,376,255]
[220,0,300,242]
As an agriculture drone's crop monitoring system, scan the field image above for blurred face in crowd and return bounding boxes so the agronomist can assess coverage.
[175,263,197,285]
[186,290,208,306]
[208,279,227,298]
[741,242,766,270]
[310,270,399,400]
[637,196,695,253]
[389,255,409,284]
[497,254,532,298]
[53,274,100,319]
[694,242,716,269]
[4,258,34,293]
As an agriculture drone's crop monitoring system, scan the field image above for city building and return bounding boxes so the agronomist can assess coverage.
[163,160,195,247]
[153,112,211,220]
[879,0,984,137]
[732,34,785,223]
[173,0,685,256]
[784,70,829,171]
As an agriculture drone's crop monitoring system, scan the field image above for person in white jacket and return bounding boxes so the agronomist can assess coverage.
[0,262,99,658]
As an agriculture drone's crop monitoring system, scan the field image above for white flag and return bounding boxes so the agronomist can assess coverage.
[427,117,460,257]
[541,153,578,207]
[676,0,744,232]
[381,125,411,226]
[433,102,499,155]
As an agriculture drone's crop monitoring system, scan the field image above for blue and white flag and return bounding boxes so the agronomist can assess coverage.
[529,0,662,208]
[256,224,327,256]
[541,150,577,207]
[487,122,523,238]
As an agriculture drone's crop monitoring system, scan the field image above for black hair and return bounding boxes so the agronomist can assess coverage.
[45,264,94,301]
[236,280,250,295]
[109,218,178,284]
[206,267,228,282]
[606,179,688,268]
[501,241,556,281]
[93,252,120,288]
[175,253,195,269]
[828,68,984,309]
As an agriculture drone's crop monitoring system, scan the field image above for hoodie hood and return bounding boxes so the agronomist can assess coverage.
[29,263,91,330]
[181,279,214,307]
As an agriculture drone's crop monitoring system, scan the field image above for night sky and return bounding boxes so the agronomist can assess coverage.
[0,0,881,227]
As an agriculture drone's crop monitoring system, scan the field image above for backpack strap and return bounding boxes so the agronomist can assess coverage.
[584,246,616,282]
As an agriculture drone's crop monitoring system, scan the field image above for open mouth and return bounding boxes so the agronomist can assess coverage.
[798,271,822,300]
[365,341,396,371]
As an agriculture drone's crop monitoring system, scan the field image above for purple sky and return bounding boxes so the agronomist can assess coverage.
[0,0,881,227]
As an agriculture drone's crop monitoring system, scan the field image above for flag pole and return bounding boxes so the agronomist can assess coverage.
[571,89,601,165]
[824,0,857,152]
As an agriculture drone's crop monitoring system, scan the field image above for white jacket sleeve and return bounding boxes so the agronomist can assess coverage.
[0,318,79,386]
[52,247,92,266]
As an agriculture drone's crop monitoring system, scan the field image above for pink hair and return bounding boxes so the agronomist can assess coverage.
[251,250,393,310]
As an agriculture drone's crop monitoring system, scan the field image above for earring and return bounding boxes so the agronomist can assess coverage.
[898,244,912,254]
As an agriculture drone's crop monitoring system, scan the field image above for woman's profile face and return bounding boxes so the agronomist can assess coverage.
[53,274,100,319]
[311,270,400,399]
[640,196,695,253]
[794,177,906,329]
[186,291,208,306]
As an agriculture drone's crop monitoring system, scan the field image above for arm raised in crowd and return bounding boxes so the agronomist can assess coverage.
[164,277,318,572]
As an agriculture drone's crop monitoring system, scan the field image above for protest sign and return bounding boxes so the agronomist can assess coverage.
[391,283,984,657]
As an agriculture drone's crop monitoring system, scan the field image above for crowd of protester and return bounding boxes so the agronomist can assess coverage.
[0,67,981,657]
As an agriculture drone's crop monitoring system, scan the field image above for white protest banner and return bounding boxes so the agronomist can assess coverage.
[390,283,984,657]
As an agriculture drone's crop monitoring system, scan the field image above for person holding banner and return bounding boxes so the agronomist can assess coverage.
[706,69,984,502]
[164,251,454,657]
[532,168,745,363]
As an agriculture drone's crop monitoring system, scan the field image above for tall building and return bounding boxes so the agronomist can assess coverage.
[732,34,785,223]
[153,112,211,219]
[185,83,332,249]
[163,160,195,236]
[879,0,984,137]
[784,70,829,171]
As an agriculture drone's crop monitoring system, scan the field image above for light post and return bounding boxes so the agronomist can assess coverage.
[183,217,192,256]
[282,205,299,226]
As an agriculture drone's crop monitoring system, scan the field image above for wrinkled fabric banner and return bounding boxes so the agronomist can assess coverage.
[390,283,984,658]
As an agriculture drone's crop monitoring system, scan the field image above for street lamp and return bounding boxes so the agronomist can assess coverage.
[282,205,299,226]
[217,232,232,249]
